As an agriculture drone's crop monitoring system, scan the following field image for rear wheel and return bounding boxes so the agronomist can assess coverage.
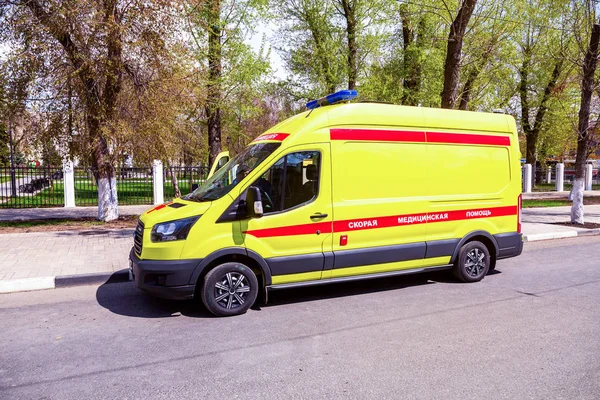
[200,262,259,317]
[453,241,490,283]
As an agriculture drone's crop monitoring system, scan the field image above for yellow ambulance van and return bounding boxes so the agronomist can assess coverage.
[130,90,523,316]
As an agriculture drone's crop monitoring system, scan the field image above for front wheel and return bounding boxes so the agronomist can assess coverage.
[200,262,259,317]
[453,241,490,283]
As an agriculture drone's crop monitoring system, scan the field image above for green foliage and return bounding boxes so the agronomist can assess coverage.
[273,0,345,98]
[0,0,598,178]
[185,0,274,160]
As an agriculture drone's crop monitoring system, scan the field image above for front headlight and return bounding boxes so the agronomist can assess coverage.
[151,216,200,242]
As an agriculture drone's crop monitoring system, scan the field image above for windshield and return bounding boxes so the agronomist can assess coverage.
[184,143,281,202]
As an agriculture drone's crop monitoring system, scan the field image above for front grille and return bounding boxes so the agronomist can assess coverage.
[134,221,144,256]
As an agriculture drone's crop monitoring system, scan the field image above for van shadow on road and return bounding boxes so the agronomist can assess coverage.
[95,276,213,319]
[96,268,490,318]
[264,269,474,307]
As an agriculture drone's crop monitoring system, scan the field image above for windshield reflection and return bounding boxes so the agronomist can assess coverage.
[184,142,281,202]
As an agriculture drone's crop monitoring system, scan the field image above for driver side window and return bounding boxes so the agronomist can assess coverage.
[251,151,320,214]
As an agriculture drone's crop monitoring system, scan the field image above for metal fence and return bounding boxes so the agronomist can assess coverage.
[73,167,154,206]
[164,166,210,201]
[0,164,210,209]
[0,166,65,208]
[522,164,600,192]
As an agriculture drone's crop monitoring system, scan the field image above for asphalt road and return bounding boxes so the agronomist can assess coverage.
[1,237,599,400]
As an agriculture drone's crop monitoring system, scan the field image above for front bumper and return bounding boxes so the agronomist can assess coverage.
[129,249,203,300]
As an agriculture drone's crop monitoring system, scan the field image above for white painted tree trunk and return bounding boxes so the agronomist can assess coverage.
[570,178,585,225]
[97,176,119,221]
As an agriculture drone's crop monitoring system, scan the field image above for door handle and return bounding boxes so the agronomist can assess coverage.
[310,213,328,219]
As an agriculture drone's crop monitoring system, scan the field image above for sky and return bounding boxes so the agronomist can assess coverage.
[0,43,9,61]
[245,23,287,81]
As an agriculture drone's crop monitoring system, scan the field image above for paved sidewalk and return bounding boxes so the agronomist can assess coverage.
[0,205,153,293]
[1,196,600,294]
[0,205,152,221]
[522,205,600,240]
[0,230,133,281]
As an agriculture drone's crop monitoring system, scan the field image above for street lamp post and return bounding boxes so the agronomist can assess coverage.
[8,119,17,197]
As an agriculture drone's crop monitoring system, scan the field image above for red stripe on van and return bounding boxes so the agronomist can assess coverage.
[426,131,510,146]
[333,206,517,233]
[243,206,517,238]
[244,221,332,238]
[330,128,510,146]
[330,128,425,142]
[251,133,290,143]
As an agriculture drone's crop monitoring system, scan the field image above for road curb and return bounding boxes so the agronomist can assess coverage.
[55,270,131,288]
[575,228,600,237]
[0,269,131,294]
[2,227,600,294]
[0,276,55,294]
[524,228,600,242]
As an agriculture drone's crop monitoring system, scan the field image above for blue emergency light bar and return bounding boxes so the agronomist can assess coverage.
[306,90,358,110]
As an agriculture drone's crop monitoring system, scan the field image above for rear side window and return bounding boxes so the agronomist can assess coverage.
[251,151,320,214]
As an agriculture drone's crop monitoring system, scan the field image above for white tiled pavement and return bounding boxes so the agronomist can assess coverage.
[0,230,134,281]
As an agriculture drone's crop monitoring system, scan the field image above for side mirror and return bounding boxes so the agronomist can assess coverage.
[246,186,263,218]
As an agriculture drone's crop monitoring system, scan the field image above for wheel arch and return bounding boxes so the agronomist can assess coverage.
[450,231,499,269]
[189,248,272,294]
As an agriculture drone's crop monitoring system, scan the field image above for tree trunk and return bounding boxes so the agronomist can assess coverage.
[531,59,562,185]
[572,23,600,224]
[206,0,222,168]
[518,42,535,184]
[341,0,357,91]
[441,0,477,109]
[96,0,121,221]
[519,38,563,190]
[458,37,497,110]
[458,67,478,110]
[25,0,120,221]
[168,163,181,198]
[400,7,424,106]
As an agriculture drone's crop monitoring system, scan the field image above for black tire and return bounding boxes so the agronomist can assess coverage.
[452,241,490,283]
[200,262,259,317]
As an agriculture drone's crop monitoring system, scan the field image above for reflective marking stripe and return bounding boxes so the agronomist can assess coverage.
[244,205,517,238]
[329,128,510,146]
[330,129,425,142]
[147,202,173,214]
[251,133,290,143]
[427,131,510,146]
[245,221,332,238]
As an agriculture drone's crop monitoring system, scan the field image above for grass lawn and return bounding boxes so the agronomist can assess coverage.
[532,183,600,192]
[522,199,571,208]
[0,185,65,208]
[164,181,195,200]
[0,216,138,233]
[0,180,158,207]
[523,197,600,208]
[0,218,106,228]
[0,173,25,184]
[72,181,153,206]
[0,176,207,208]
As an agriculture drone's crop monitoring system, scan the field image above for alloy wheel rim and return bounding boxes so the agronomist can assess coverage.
[465,248,486,277]
[214,271,251,309]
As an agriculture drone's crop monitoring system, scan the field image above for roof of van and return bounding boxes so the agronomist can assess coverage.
[255,102,516,147]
